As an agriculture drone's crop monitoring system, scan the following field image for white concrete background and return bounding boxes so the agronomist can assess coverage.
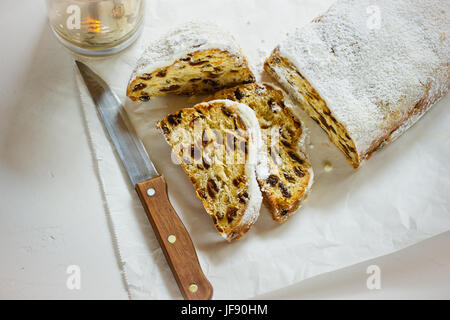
[0,0,448,299]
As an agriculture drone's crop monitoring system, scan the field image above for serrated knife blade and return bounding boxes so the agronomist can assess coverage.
[76,61,213,300]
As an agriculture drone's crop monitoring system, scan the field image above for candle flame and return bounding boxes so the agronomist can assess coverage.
[81,14,102,33]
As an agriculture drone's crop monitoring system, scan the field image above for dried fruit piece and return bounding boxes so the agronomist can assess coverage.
[160,123,170,135]
[198,189,207,199]
[234,117,247,131]
[167,113,182,126]
[203,79,220,87]
[284,173,296,182]
[226,207,238,223]
[294,166,305,178]
[132,83,147,92]
[288,151,305,165]
[207,178,219,199]
[278,182,291,198]
[202,157,211,169]
[221,106,233,118]
[160,85,181,92]
[234,88,245,100]
[190,60,208,66]
[238,192,249,204]
[267,175,279,187]
[233,176,244,187]
[156,70,167,77]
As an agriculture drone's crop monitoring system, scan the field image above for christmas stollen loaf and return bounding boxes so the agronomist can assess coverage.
[127,22,255,101]
[265,0,449,168]
[156,100,267,241]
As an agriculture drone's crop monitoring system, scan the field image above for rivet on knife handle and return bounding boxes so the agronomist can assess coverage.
[135,175,213,300]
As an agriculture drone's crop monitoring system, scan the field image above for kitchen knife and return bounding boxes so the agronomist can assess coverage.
[76,61,213,300]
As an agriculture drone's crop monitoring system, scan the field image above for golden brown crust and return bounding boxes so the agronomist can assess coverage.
[207,83,313,223]
[366,84,441,159]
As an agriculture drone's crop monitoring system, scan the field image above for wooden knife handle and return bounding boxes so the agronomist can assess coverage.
[135,175,213,300]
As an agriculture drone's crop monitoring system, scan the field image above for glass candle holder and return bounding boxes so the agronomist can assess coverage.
[46,0,145,56]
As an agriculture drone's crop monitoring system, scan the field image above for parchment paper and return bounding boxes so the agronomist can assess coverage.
[75,0,450,299]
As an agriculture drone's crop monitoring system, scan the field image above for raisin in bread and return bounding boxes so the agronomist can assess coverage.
[156,100,266,241]
[207,83,314,223]
[127,22,255,102]
[265,0,449,168]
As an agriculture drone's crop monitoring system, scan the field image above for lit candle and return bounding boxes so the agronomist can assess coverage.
[46,0,144,56]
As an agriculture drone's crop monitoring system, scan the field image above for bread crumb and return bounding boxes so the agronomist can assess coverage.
[323,161,333,172]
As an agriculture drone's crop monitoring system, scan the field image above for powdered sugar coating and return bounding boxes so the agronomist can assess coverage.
[130,21,244,82]
[277,0,449,158]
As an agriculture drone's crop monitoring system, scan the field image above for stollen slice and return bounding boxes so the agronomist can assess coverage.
[156,100,267,241]
[127,21,255,102]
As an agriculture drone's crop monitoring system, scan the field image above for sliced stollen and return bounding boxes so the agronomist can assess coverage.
[127,21,255,101]
[156,100,266,241]
[207,83,314,223]
[265,0,449,168]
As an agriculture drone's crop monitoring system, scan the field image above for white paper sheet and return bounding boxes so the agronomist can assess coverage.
[76,0,450,299]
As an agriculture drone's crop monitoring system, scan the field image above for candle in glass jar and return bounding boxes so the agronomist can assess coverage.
[46,0,144,56]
